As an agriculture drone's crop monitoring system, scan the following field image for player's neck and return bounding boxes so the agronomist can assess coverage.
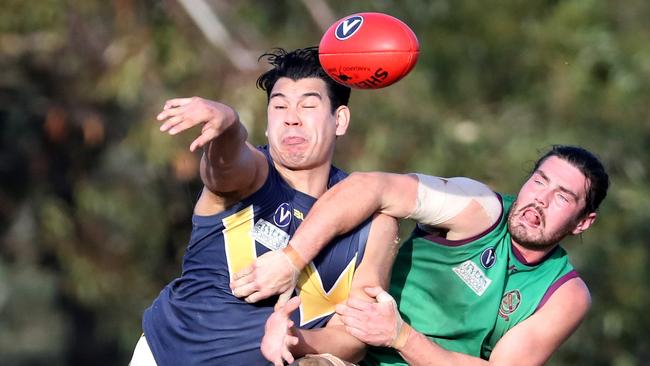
[275,162,331,198]
[510,240,558,265]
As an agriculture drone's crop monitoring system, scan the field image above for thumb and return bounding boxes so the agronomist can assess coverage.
[275,287,294,311]
[285,296,301,313]
[364,286,389,300]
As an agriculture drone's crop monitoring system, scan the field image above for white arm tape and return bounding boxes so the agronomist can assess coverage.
[407,174,501,227]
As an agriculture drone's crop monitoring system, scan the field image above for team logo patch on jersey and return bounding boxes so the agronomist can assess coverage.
[335,15,364,40]
[452,260,492,296]
[273,203,292,227]
[480,247,497,269]
[498,289,522,321]
[252,218,289,251]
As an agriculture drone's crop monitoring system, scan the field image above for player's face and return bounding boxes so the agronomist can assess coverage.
[266,77,349,170]
[508,156,596,250]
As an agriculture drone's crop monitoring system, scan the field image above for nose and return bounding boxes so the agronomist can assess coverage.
[534,189,552,208]
[284,107,301,127]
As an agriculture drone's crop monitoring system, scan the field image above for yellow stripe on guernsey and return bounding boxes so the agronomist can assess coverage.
[297,256,356,326]
[223,205,257,278]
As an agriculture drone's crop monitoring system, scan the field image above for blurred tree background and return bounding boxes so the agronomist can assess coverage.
[0,0,648,365]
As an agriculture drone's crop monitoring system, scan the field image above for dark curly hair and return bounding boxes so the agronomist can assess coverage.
[256,47,350,114]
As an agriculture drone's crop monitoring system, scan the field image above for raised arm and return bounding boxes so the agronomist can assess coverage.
[157,97,267,211]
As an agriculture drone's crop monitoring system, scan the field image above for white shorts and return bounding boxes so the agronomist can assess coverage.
[129,334,157,366]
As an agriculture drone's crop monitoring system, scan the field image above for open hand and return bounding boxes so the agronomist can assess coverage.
[335,286,404,347]
[261,296,301,366]
[157,97,239,152]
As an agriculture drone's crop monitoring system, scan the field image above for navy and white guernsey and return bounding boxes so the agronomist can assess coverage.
[142,146,371,365]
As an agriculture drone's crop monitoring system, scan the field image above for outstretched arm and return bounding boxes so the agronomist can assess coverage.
[287,172,416,263]
[231,172,416,302]
[232,173,500,302]
[157,97,267,208]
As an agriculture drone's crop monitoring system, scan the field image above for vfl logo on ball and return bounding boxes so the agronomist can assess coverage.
[335,15,364,40]
[480,247,496,269]
[273,203,292,227]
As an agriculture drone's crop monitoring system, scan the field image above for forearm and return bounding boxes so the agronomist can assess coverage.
[289,172,388,264]
[204,114,247,165]
[291,325,366,363]
[201,120,256,193]
[397,328,488,366]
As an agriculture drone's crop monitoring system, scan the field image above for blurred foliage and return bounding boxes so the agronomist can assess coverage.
[0,0,648,365]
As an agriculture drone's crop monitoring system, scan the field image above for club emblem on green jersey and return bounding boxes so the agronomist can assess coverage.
[498,289,521,321]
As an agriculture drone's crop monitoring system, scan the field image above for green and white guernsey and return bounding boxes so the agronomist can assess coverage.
[363,194,579,365]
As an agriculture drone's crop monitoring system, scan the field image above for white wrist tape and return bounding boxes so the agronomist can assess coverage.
[408,174,501,227]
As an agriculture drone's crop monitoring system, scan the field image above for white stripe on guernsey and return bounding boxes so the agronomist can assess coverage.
[408,175,501,227]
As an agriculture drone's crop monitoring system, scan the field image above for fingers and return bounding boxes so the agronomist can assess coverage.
[244,290,271,304]
[231,263,271,303]
[157,100,191,122]
[336,303,368,329]
[158,108,192,134]
[161,117,191,135]
[284,296,301,313]
[281,334,299,365]
[163,97,193,110]
[281,347,295,365]
[345,297,374,311]
[231,264,254,283]
[274,294,300,313]
[156,97,217,144]
[231,281,258,299]
[189,129,218,152]
[274,287,295,310]
[158,114,183,131]
[230,264,255,297]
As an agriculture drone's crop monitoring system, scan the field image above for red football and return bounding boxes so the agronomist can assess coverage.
[319,12,419,89]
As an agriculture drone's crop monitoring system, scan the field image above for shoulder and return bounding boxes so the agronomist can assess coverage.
[543,276,591,312]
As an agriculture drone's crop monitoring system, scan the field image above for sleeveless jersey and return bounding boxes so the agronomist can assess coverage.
[142,146,371,365]
[364,194,578,365]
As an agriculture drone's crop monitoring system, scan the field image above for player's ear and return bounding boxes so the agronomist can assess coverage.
[334,105,350,136]
[572,212,596,235]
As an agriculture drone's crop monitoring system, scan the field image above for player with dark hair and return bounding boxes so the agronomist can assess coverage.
[235,145,609,365]
[129,47,397,365]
